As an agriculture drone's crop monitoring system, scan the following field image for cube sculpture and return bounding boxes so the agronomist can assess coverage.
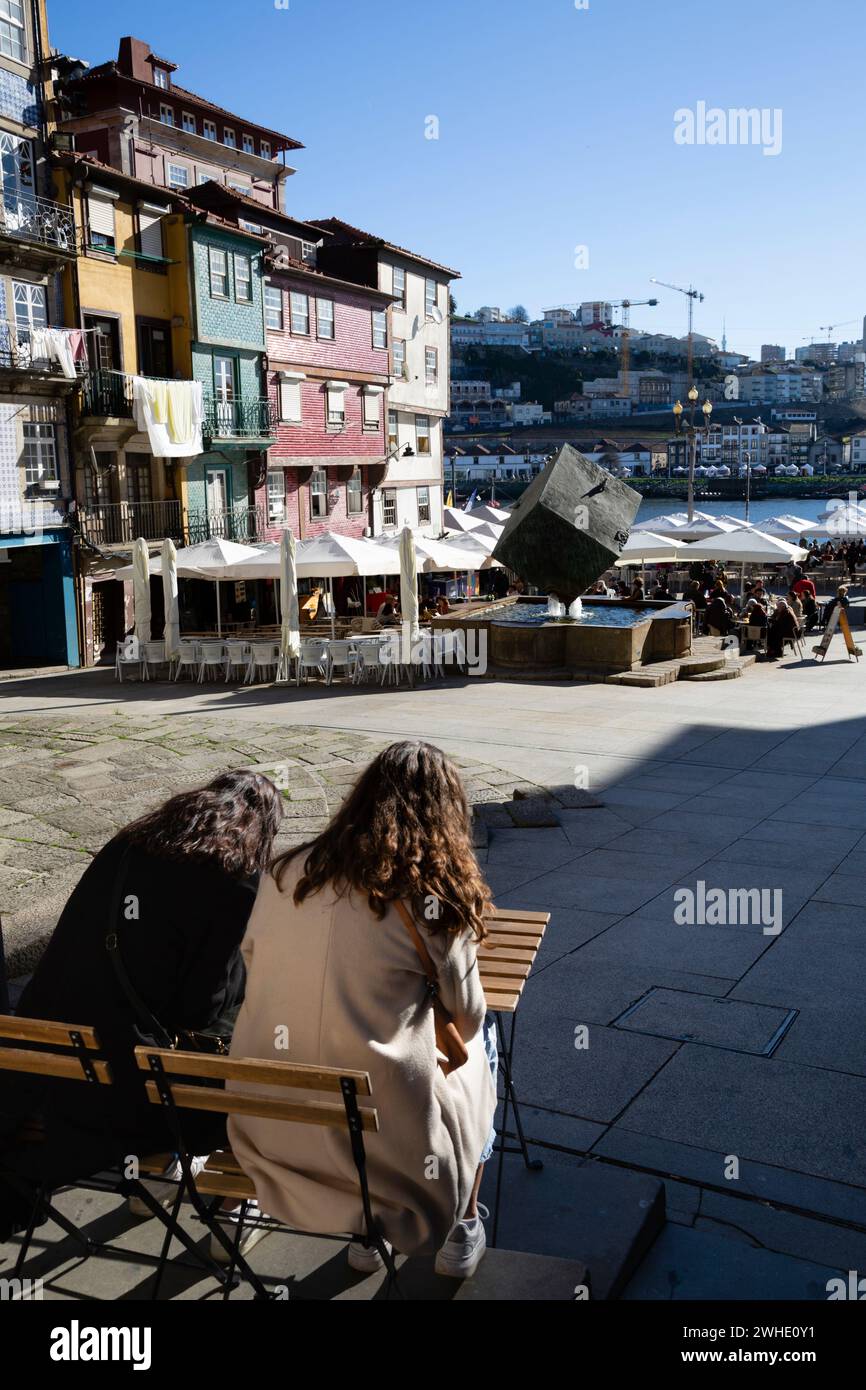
[492,444,641,606]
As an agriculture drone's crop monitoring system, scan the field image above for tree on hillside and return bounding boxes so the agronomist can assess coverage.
[509,305,529,323]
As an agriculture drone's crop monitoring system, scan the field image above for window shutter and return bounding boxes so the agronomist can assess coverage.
[280,379,302,422]
[138,208,164,260]
[362,389,381,425]
[87,192,115,239]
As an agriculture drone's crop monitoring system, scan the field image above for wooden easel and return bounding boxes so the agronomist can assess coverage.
[813,605,862,662]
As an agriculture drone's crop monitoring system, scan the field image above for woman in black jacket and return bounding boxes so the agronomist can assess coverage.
[4,771,282,1184]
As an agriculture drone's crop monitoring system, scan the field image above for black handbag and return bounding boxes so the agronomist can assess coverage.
[104,846,232,1056]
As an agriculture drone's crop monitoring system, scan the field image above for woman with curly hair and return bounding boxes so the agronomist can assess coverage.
[9,771,283,1179]
[228,741,498,1276]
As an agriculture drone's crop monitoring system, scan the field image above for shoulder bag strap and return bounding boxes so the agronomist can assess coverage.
[104,844,175,1049]
[392,899,440,992]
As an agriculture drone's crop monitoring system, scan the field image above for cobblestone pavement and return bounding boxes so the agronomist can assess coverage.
[0,710,565,976]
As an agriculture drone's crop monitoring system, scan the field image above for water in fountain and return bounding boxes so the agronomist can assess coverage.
[568,598,583,620]
[546,595,566,619]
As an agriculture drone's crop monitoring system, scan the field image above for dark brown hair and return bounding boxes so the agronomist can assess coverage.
[121,770,283,878]
[274,741,490,940]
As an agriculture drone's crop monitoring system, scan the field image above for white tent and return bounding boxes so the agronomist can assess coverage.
[614,532,689,566]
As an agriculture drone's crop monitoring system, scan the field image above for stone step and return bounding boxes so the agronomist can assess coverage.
[676,653,727,676]
[683,666,742,682]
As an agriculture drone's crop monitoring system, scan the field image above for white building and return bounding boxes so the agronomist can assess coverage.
[512,401,551,426]
[736,367,823,404]
[451,317,530,350]
[313,218,458,536]
[579,301,613,327]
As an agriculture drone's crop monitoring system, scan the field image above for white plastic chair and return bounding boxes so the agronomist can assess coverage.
[326,640,355,686]
[140,641,167,681]
[173,641,201,682]
[351,641,383,685]
[115,638,142,682]
[223,640,251,682]
[246,642,281,684]
[296,638,328,685]
[198,641,227,682]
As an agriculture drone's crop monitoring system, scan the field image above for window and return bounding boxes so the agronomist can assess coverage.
[234,253,252,302]
[224,128,236,148]
[267,469,286,522]
[240,218,263,234]
[0,1,26,62]
[382,488,397,528]
[290,291,310,335]
[425,278,437,319]
[278,374,303,422]
[310,468,328,518]
[392,339,406,378]
[153,66,169,90]
[347,469,364,514]
[242,134,255,154]
[425,346,438,386]
[22,423,57,485]
[362,388,381,429]
[316,298,334,340]
[416,415,431,454]
[87,189,116,251]
[13,282,46,333]
[159,103,174,127]
[265,284,283,330]
[372,310,387,350]
[126,454,152,503]
[388,409,398,452]
[138,320,172,377]
[203,119,217,141]
[182,111,196,133]
[417,486,431,524]
[260,140,271,159]
[392,265,406,308]
[209,247,229,297]
[301,241,317,265]
[167,162,189,189]
[326,384,346,426]
[138,205,166,262]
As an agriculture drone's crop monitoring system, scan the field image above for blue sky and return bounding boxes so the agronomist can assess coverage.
[50,0,865,358]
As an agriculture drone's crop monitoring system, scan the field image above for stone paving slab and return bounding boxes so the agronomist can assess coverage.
[612,988,794,1055]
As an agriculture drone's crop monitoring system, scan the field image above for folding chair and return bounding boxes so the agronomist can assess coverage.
[296,638,328,686]
[198,641,227,683]
[115,639,142,682]
[325,640,355,686]
[245,642,281,685]
[140,641,167,681]
[173,641,201,682]
[223,640,250,683]
[134,1046,397,1299]
[351,641,384,685]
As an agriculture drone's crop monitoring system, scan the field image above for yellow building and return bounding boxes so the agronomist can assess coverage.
[53,156,192,661]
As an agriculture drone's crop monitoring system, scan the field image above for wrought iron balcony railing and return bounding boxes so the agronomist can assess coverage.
[202,395,276,441]
[185,505,266,545]
[0,192,76,254]
[78,499,185,547]
[0,324,86,377]
[81,370,135,418]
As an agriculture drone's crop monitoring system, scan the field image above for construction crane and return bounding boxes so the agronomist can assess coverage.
[649,278,705,383]
[818,318,858,341]
[540,297,658,397]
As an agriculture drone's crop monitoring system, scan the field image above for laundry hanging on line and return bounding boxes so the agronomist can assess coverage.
[131,377,204,458]
[29,327,87,380]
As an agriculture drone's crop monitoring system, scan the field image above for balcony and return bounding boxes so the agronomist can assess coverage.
[0,324,86,392]
[78,499,185,547]
[185,505,266,545]
[81,370,135,419]
[0,192,76,266]
[202,395,276,446]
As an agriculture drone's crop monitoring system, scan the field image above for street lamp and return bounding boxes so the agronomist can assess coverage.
[672,390,713,521]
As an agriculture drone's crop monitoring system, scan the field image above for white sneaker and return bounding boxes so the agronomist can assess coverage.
[434,1203,489,1279]
[127,1155,208,1217]
[347,1236,393,1273]
[209,1201,270,1265]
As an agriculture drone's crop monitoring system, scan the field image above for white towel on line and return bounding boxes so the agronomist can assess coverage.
[132,377,203,457]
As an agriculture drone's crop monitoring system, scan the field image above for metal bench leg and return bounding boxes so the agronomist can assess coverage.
[341,1076,402,1298]
[490,1010,543,1250]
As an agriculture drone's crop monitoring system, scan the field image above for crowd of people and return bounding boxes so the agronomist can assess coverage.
[802,538,866,578]
[0,746,499,1279]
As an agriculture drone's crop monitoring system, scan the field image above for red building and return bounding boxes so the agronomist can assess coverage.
[185,184,394,540]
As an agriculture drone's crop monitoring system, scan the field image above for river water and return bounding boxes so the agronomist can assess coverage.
[634,497,854,529]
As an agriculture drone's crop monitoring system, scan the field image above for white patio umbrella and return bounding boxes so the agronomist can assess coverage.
[632,511,712,534]
[278,528,300,679]
[673,517,740,540]
[759,515,815,539]
[811,505,866,539]
[614,532,689,566]
[438,532,505,569]
[161,537,180,661]
[132,536,151,644]
[443,506,486,533]
[112,537,263,637]
[399,525,419,657]
[294,532,398,633]
[716,515,754,529]
[681,528,808,597]
[466,504,511,525]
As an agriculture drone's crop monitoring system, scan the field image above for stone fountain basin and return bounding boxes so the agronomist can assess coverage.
[433,596,692,677]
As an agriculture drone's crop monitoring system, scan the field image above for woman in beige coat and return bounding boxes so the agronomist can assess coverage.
[228,741,497,1276]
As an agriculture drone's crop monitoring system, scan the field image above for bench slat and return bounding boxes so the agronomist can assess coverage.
[204,1149,244,1175]
[0,1015,101,1049]
[485,907,550,926]
[484,989,522,1012]
[143,1080,379,1131]
[134,1047,372,1095]
[0,1049,112,1083]
[480,931,544,949]
[196,1172,257,1201]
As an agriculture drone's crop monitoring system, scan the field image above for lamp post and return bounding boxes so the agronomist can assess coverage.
[672,389,713,522]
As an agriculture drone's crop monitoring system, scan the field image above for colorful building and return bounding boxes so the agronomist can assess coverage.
[0,0,80,670]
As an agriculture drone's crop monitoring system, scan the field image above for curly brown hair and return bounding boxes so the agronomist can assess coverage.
[274,741,490,940]
[121,771,283,879]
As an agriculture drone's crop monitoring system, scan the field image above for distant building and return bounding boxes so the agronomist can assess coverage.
[795,342,835,366]
[761,344,786,364]
[451,379,492,403]
[511,401,550,426]
[826,361,866,401]
[578,301,613,327]
[476,306,504,322]
[451,317,530,350]
[736,366,823,404]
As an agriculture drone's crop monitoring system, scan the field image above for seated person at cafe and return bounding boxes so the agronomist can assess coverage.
[436,595,452,615]
[823,584,851,628]
[767,597,799,660]
[741,584,769,627]
[379,600,401,626]
[787,588,804,630]
[652,581,674,601]
[630,578,645,602]
[684,579,706,614]
[706,585,735,636]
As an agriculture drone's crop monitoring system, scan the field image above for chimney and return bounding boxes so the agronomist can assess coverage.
[117,37,154,83]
